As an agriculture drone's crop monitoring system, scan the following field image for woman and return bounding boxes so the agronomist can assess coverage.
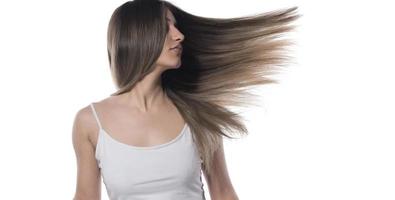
[72,0,300,199]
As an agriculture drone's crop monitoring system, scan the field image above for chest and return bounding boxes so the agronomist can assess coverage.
[91,105,186,149]
[96,126,203,195]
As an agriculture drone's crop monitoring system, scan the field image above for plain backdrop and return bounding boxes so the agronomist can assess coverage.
[0,0,394,199]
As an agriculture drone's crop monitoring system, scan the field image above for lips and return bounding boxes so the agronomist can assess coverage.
[170,44,182,51]
[169,45,182,55]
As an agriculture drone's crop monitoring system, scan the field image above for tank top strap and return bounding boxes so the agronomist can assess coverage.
[90,103,103,130]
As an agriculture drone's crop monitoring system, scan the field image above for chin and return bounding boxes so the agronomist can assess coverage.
[160,62,181,72]
[169,63,182,69]
[168,58,182,68]
[157,55,182,71]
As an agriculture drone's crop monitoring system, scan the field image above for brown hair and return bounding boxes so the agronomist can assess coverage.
[106,0,300,176]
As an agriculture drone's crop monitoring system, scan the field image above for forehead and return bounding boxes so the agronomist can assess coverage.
[165,9,176,22]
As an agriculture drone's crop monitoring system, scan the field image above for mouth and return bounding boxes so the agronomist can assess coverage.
[169,44,183,52]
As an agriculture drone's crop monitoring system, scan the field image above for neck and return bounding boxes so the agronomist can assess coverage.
[119,72,168,113]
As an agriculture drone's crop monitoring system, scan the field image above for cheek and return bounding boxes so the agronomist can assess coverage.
[156,50,181,66]
[163,46,180,58]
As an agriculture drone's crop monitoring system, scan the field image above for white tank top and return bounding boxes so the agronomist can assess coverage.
[90,103,206,200]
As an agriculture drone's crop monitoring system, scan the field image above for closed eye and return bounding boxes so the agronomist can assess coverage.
[166,18,178,27]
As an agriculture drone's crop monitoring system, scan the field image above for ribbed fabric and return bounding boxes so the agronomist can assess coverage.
[90,103,206,200]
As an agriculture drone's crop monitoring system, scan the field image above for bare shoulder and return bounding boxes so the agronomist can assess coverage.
[74,96,116,137]
[72,103,99,148]
[72,103,103,199]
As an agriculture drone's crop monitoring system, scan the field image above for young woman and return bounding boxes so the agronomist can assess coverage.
[72,0,300,199]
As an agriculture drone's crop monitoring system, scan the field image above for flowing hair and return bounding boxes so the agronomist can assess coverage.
[106,0,300,176]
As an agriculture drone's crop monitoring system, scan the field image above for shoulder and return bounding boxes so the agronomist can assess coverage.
[72,104,103,199]
[73,96,115,135]
[76,96,115,124]
[72,103,100,148]
[74,104,95,126]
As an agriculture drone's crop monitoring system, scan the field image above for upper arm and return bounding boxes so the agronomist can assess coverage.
[202,137,239,200]
[72,106,101,200]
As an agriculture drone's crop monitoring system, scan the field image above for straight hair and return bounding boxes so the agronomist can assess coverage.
[106,0,300,176]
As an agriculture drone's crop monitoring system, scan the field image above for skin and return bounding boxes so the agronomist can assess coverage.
[72,9,238,200]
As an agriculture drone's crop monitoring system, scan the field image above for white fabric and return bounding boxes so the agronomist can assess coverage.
[90,103,206,200]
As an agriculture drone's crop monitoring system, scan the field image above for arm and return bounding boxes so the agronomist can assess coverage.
[203,137,239,200]
[72,107,101,200]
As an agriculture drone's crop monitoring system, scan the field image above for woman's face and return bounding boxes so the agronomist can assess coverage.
[155,9,185,71]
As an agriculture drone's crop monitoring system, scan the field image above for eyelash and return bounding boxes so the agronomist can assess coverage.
[167,20,178,28]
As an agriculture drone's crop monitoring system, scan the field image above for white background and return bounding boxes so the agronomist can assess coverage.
[0,0,394,199]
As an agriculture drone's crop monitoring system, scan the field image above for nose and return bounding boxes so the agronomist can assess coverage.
[170,26,184,42]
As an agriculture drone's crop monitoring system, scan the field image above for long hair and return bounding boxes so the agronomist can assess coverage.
[106,0,300,176]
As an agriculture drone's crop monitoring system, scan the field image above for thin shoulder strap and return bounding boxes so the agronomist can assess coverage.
[90,103,103,130]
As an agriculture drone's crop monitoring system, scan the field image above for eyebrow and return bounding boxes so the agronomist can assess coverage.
[166,17,177,25]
